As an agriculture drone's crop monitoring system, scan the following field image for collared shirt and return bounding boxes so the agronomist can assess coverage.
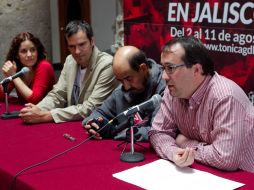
[149,72,254,172]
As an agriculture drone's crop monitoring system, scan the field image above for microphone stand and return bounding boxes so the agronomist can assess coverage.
[1,82,20,119]
[119,115,145,163]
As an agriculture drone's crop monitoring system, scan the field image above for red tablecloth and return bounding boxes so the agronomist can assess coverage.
[0,103,253,190]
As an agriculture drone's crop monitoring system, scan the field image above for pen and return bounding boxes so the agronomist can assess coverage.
[63,133,76,141]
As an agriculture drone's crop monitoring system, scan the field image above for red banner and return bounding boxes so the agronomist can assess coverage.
[124,0,254,94]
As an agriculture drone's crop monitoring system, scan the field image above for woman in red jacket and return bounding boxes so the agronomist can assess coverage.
[0,32,56,104]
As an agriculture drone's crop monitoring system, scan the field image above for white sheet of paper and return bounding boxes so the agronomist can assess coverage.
[113,159,245,190]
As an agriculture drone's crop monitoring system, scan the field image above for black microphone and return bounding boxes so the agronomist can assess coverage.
[0,67,30,85]
[110,94,162,135]
[121,94,161,117]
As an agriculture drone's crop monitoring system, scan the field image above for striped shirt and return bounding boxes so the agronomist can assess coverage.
[149,72,254,172]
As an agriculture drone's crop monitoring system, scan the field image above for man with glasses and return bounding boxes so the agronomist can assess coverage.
[20,20,119,123]
[149,36,254,172]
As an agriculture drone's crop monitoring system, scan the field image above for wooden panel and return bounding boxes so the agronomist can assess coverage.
[58,0,91,64]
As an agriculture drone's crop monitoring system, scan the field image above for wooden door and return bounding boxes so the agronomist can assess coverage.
[58,0,91,64]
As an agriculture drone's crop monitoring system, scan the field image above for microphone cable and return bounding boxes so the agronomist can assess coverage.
[9,117,117,190]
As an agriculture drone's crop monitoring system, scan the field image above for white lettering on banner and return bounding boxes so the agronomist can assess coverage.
[241,2,254,24]
[170,27,185,37]
[168,3,189,22]
[204,43,254,56]
[168,26,254,55]
[168,2,254,25]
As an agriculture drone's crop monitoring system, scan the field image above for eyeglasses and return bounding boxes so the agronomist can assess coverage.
[163,63,185,74]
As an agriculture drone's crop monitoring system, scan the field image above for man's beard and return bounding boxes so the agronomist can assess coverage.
[122,77,148,104]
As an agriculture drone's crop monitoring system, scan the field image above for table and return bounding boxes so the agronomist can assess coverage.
[0,103,253,190]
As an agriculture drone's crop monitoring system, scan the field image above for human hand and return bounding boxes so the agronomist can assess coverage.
[83,117,104,140]
[2,61,17,77]
[172,147,195,168]
[176,134,189,148]
[19,103,53,124]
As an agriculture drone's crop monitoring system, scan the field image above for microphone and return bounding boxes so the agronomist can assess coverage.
[0,67,30,85]
[122,94,161,117]
[110,94,162,135]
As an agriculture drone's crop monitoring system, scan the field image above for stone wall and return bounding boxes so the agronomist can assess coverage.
[0,0,51,79]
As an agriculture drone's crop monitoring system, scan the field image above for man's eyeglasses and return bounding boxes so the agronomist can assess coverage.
[163,63,185,74]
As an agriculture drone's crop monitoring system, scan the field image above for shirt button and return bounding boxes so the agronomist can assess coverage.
[189,106,193,109]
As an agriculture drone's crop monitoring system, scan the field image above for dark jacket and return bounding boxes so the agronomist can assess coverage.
[82,59,166,141]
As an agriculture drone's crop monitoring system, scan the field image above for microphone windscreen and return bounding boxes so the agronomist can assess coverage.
[152,94,162,106]
[21,67,30,74]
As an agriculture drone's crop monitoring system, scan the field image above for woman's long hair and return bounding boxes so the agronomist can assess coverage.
[5,32,47,71]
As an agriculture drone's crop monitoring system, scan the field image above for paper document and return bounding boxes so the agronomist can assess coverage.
[113,159,245,190]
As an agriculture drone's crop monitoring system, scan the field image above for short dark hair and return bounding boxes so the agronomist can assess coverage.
[65,20,93,41]
[5,32,47,72]
[128,49,151,71]
[162,36,215,76]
